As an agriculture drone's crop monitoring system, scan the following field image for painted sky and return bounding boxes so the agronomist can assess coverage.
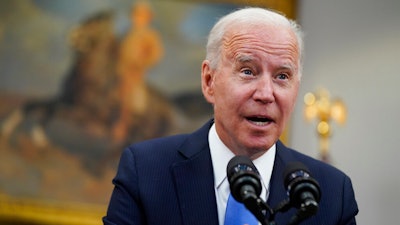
[0,0,237,97]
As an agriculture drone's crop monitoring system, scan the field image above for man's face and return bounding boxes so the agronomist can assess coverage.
[202,23,300,158]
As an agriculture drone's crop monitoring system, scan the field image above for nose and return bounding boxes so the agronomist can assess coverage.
[253,75,275,103]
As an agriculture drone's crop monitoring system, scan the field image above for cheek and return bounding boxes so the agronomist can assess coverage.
[213,84,241,113]
[214,89,234,110]
[279,90,299,119]
[290,84,300,109]
[216,81,245,103]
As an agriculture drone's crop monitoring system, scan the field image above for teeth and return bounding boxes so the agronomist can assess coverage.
[246,116,271,126]
[252,121,269,126]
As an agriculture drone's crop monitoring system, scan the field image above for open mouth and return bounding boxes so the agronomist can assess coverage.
[246,116,273,125]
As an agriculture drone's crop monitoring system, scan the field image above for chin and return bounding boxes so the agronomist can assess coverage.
[244,142,273,153]
[247,136,275,147]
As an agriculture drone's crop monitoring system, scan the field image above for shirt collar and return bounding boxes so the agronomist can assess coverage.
[209,123,276,193]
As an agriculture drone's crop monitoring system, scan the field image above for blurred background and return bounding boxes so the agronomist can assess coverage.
[292,1,400,225]
[0,0,399,224]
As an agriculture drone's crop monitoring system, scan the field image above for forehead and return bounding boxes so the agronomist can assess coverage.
[222,23,299,65]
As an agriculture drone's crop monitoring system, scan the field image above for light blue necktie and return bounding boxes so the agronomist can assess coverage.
[224,193,258,225]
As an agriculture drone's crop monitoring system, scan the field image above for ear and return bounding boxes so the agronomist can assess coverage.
[201,60,215,104]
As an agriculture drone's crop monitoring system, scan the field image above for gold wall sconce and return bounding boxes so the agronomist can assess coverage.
[303,88,347,162]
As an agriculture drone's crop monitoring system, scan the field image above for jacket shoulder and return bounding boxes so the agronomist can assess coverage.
[279,143,348,179]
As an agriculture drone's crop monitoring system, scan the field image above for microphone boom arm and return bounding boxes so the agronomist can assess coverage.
[241,192,273,225]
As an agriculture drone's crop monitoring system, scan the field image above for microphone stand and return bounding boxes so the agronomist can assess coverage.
[243,195,272,225]
[244,196,314,225]
[242,195,273,225]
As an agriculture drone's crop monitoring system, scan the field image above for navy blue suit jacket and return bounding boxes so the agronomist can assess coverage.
[103,120,358,225]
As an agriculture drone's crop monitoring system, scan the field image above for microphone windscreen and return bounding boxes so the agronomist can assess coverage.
[226,155,262,202]
[227,155,258,177]
[283,162,311,187]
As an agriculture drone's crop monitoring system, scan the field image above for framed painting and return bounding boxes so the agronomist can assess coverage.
[0,0,296,224]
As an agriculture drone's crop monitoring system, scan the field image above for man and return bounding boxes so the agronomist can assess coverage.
[103,7,358,225]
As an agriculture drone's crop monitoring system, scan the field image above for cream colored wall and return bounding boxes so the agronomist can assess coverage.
[292,0,400,224]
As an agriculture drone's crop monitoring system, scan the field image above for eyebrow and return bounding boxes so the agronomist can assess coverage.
[280,63,296,72]
[235,54,254,63]
[234,53,298,72]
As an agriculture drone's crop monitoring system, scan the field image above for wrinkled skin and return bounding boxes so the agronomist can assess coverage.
[202,23,300,159]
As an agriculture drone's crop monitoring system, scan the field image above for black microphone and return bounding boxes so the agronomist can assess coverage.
[227,155,268,225]
[227,155,262,203]
[284,162,321,224]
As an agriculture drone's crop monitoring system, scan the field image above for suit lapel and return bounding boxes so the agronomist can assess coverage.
[171,120,219,225]
[169,122,298,225]
[267,141,298,224]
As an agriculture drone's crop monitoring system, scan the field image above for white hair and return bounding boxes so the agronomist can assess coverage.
[205,7,304,78]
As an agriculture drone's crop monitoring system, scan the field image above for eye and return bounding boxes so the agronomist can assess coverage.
[276,73,289,80]
[242,69,254,76]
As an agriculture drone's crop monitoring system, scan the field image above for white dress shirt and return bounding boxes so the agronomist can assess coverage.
[208,123,276,225]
